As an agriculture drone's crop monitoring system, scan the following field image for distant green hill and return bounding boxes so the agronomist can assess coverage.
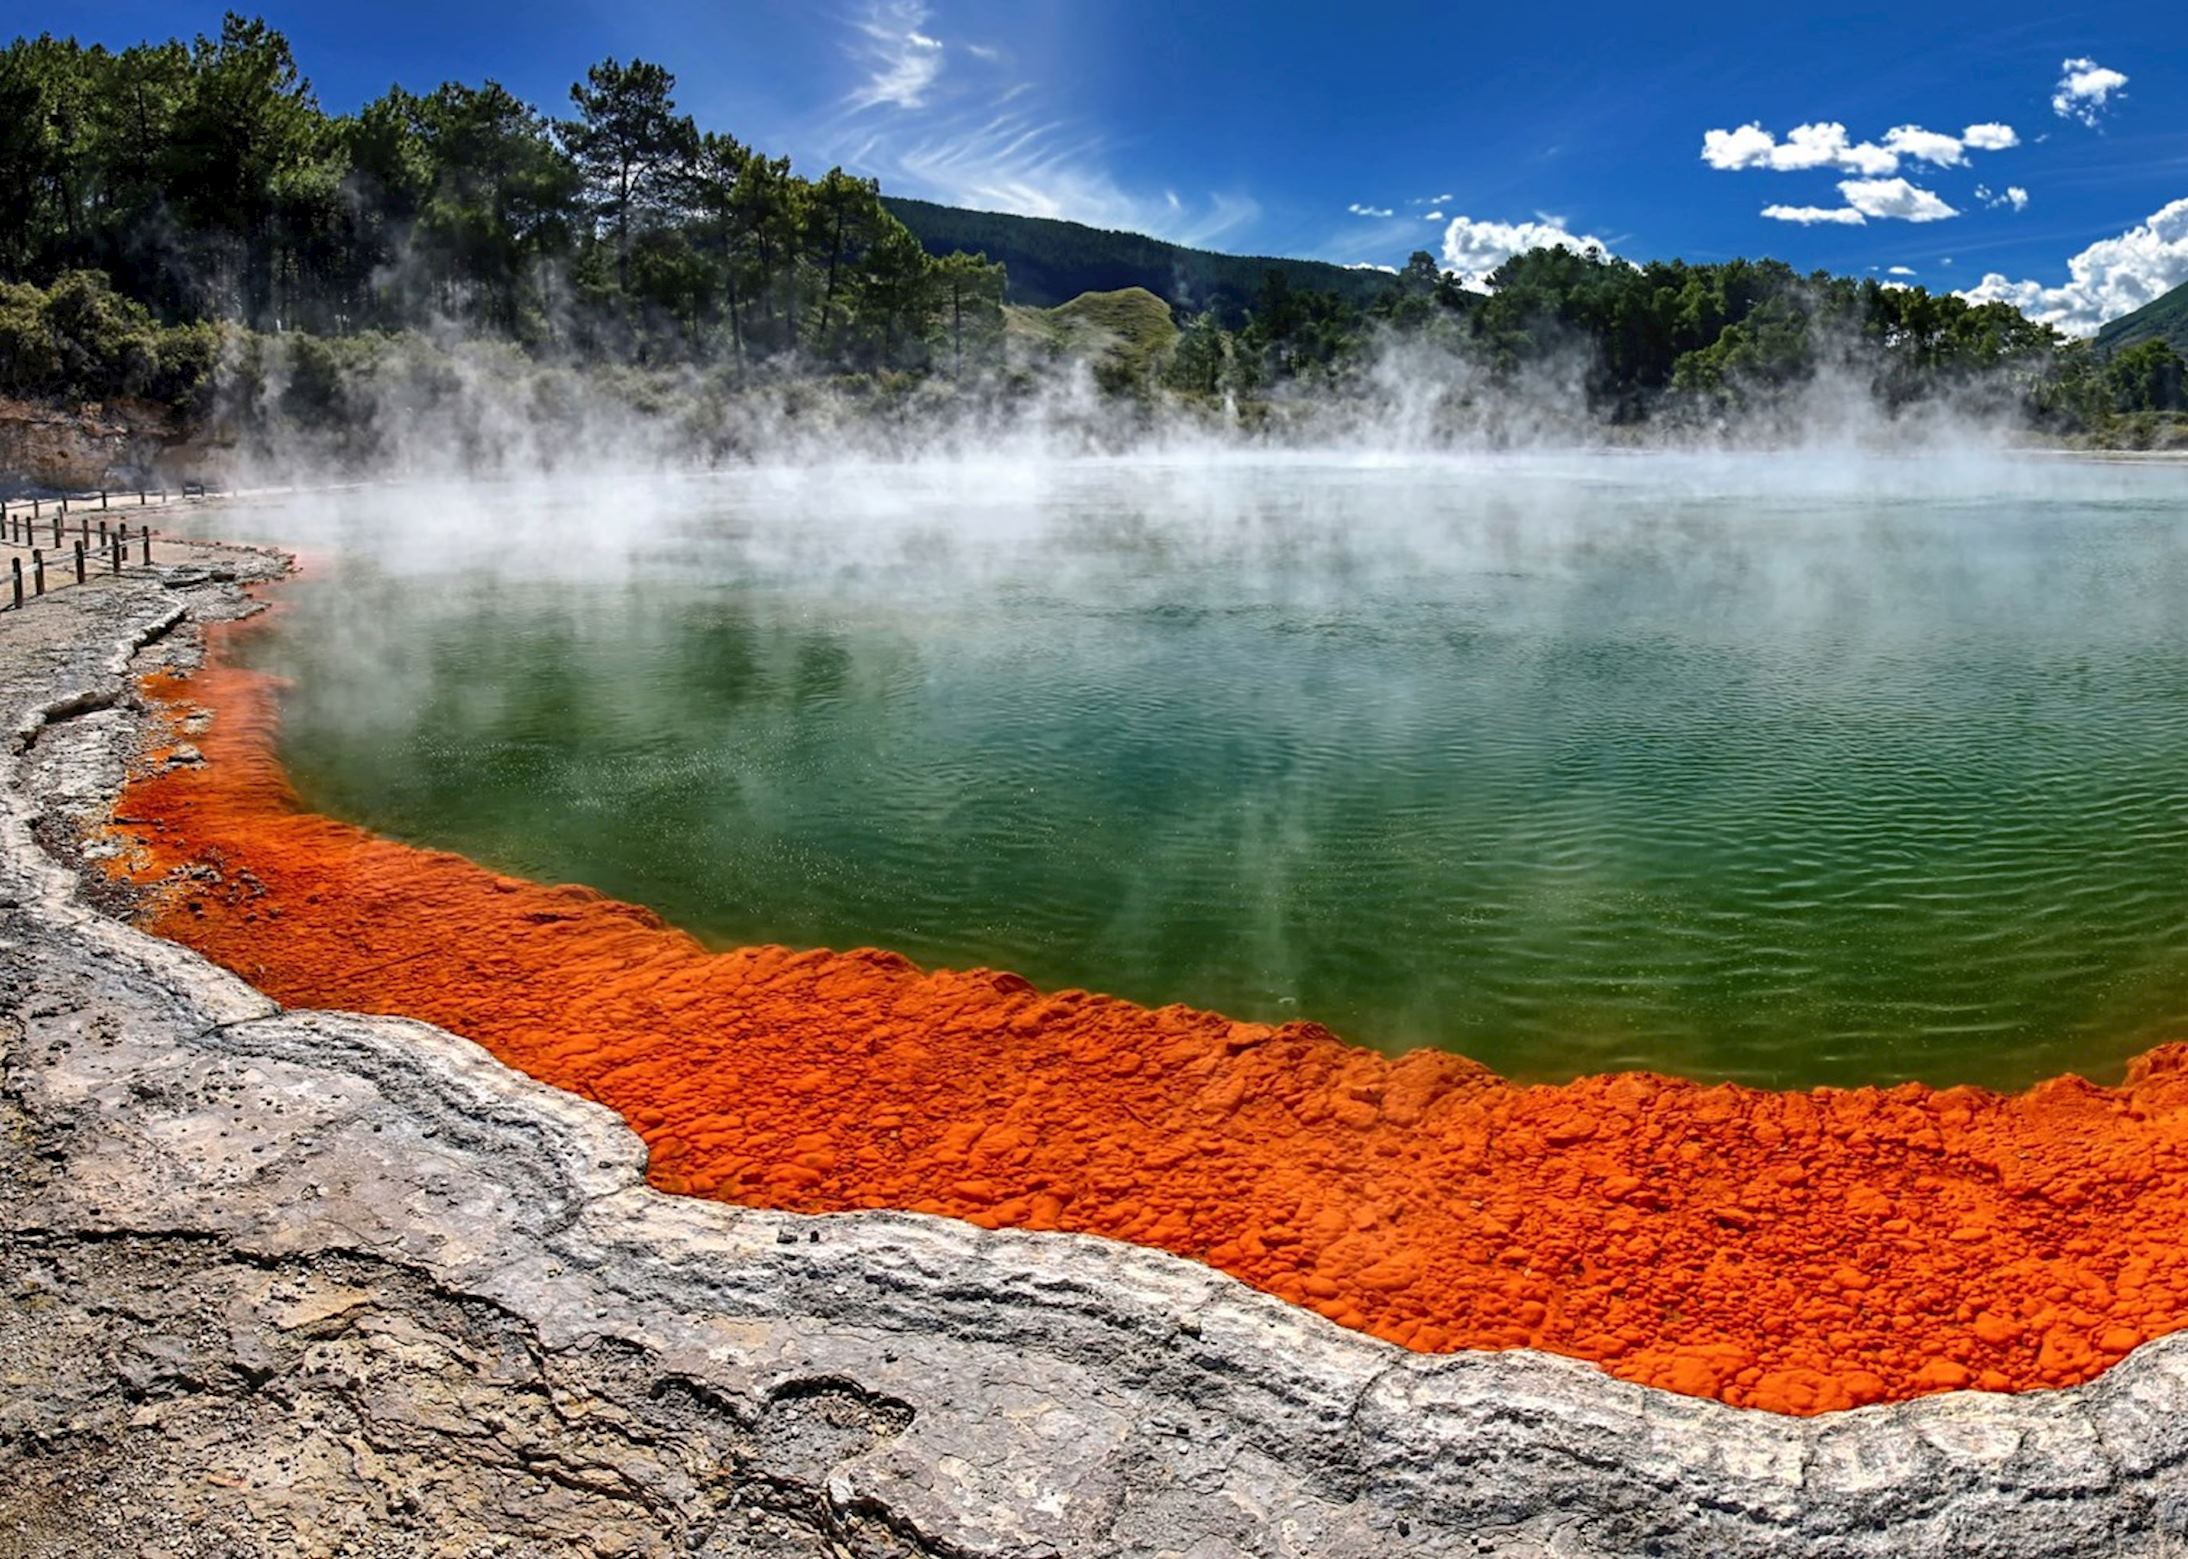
[2096,280,2188,356]
[885,196,1399,319]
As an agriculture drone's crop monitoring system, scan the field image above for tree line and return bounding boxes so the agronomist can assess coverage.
[1162,248,2186,428]
[0,15,1005,375]
[0,12,2178,441]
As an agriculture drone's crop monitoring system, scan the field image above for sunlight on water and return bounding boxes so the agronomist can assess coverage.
[179,454,2188,1088]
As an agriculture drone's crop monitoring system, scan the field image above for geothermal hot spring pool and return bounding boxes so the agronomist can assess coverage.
[126,451,2188,1414]
[179,453,2188,1090]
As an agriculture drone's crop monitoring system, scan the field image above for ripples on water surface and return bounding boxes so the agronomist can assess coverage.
[188,454,2188,1089]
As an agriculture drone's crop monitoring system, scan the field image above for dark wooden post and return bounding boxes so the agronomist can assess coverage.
[97,517,109,547]
[109,530,122,574]
[79,513,88,544]
[49,512,59,547]
[139,488,147,506]
[32,548,43,595]
[141,527,152,565]
[9,558,20,610]
[30,497,39,521]
[73,540,85,585]
[99,489,108,510]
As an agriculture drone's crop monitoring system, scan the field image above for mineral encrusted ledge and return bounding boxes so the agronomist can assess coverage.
[3,551,2186,1557]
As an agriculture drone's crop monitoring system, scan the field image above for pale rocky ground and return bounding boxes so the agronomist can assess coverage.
[5,543,2188,1556]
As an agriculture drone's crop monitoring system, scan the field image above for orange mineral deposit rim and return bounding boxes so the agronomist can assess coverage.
[106,598,2188,1417]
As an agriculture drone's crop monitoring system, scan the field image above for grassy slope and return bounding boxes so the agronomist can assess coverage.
[2096,280,2188,356]
[1006,287,1180,380]
[886,195,1396,318]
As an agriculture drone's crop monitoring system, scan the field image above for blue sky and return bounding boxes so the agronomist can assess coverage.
[40,0,2188,332]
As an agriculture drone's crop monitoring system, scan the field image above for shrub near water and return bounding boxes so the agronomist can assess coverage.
[0,270,220,410]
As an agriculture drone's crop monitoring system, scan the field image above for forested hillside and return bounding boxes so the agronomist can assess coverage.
[2095,281,2188,358]
[884,196,1398,317]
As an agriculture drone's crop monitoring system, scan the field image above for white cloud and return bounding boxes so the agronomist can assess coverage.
[1439,214,1613,291]
[2053,58,2128,126]
[1704,119,2019,179]
[1347,202,1394,218]
[1840,177,1958,222]
[846,0,946,111]
[1976,184,2031,212]
[1958,197,2188,335]
[1759,177,1958,227]
[1702,121,1898,175]
[1761,203,1867,225]
[1423,210,1443,221]
[1887,265,1918,276]
[1883,125,1967,168]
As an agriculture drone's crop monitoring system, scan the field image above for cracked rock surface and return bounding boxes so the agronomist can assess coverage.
[3,550,2188,1556]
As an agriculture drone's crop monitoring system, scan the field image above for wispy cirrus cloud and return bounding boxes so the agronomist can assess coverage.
[845,0,946,111]
[821,3,1257,248]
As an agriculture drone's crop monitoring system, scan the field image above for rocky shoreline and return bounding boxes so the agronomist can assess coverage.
[5,550,2188,1556]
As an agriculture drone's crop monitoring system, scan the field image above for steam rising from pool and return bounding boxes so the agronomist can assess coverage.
[164,451,2188,1087]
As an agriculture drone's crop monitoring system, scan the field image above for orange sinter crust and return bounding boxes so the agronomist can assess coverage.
[111,610,2188,1417]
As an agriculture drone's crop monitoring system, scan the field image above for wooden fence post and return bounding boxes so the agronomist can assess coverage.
[73,541,84,585]
[9,558,20,610]
[141,527,152,565]
[32,549,43,595]
[99,489,108,510]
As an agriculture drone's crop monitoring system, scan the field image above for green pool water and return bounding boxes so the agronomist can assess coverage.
[206,453,2188,1089]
